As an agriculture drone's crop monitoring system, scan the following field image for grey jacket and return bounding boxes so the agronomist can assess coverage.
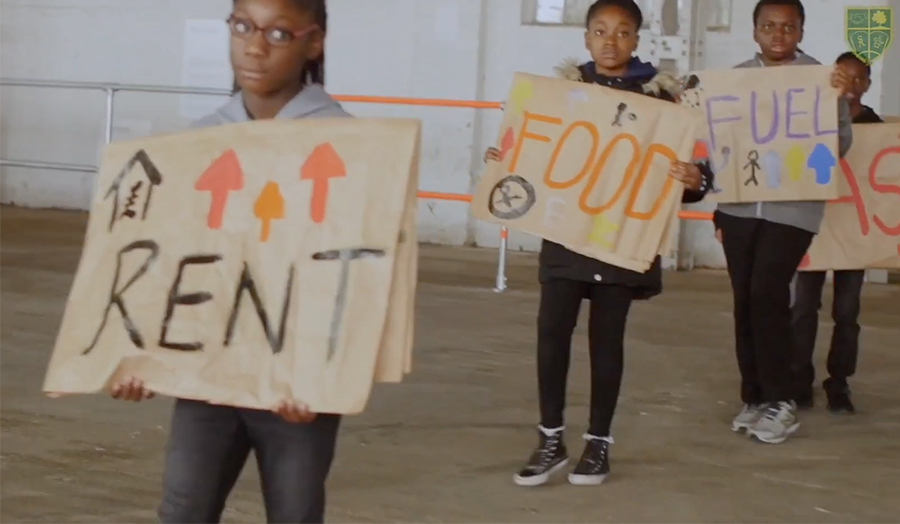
[190,84,351,129]
[715,53,853,234]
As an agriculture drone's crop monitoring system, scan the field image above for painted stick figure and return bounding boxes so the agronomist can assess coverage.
[612,103,637,127]
[612,103,627,126]
[743,150,761,186]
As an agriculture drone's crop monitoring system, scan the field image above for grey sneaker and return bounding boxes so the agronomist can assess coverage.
[732,404,763,433]
[747,401,800,444]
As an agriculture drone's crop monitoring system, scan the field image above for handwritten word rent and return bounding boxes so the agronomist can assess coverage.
[507,111,677,222]
[80,240,385,360]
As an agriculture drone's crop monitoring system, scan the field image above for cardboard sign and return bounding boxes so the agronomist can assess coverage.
[43,118,422,415]
[801,122,900,271]
[681,65,841,204]
[472,73,702,272]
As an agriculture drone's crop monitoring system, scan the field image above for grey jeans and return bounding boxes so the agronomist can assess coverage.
[158,399,341,524]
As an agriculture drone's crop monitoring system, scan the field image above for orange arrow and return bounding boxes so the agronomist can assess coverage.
[254,181,285,242]
[300,143,346,224]
[692,140,709,162]
[499,127,515,160]
[195,149,245,229]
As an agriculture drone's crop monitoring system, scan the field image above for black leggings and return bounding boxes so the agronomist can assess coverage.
[537,279,633,437]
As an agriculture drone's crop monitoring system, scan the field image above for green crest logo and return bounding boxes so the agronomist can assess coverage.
[846,7,893,64]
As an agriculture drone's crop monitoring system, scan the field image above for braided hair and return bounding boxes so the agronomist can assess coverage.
[295,0,327,85]
[230,0,327,93]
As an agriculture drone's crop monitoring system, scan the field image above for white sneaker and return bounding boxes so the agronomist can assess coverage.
[747,401,800,444]
[732,404,763,433]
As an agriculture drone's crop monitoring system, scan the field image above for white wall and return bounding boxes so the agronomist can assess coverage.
[881,0,900,115]
[1,0,896,267]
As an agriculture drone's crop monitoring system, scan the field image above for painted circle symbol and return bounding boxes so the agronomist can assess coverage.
[488,175,537,220]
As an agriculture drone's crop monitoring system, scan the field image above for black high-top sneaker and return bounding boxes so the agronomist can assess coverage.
[824,379,856,414]
[513,427,569,487]
[568,437,610,486]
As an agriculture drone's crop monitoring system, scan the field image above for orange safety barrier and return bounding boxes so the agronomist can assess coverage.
[0,80,718,294]
[416,191,473,203]
[341,95,716,224]
[417,191,713,221]
[679,210,715,221]
[334,95,503,110]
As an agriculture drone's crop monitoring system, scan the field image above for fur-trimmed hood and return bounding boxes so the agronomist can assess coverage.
[553,57,682,98]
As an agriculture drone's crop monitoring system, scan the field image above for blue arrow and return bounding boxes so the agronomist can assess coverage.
[807,143,836,185]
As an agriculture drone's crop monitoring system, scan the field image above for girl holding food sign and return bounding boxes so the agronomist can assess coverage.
[714,0,854,445]
[109,0,350,522]
[486,0,714,487]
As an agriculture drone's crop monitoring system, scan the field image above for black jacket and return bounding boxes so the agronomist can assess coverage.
[538,58,714,300]
[853,105,883,124]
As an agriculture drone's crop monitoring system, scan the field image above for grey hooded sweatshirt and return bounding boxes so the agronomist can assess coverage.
[190,84,351,129]
[715,52,853,234]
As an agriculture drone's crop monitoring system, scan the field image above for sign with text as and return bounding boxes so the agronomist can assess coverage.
[801,123,900,271]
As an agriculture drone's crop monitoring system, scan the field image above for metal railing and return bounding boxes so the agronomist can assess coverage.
[0,77,715,292]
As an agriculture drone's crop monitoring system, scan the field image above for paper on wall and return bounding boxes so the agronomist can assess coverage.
[535,0,566,23]
[181,19,233,120]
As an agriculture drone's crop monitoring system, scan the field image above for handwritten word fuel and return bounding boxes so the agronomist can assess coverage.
[705,85,838,187]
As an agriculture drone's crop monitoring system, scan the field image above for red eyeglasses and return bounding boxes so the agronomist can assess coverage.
[226,15,319,46]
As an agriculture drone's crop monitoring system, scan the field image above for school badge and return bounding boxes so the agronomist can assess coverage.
[846,7,893,64]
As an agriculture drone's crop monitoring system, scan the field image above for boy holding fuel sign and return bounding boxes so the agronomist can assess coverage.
[709,0,854,444]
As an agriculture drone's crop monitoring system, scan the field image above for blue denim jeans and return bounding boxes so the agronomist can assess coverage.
[158,399,341,523]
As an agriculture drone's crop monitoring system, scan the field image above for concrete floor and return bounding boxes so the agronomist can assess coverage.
[1,205,899,523]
